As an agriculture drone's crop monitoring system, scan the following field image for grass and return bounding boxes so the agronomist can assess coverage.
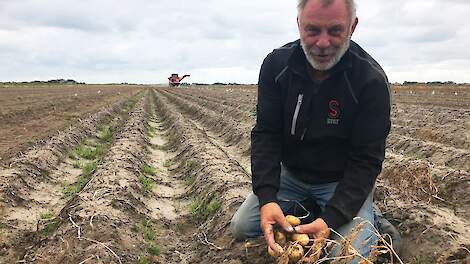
[68,152,77,160]
[123,97,139,113]
[416,152,426,160]
[65,130,111,198]
[138,255,151,264]
[189,197,221,222]
[72,160,81,169]
[139,176,154,196]
[98,126,114,143]
[147,125,157,137]
[38,209,58,235]
[42,221,59,235]
[39,209,54,220]
[72,145,104,160]
[183,160,197,186]
[134,219,160,262]
[139,164,156,195]
[63,162,97,197]
[140,164,157,176]
[147,242,160,256]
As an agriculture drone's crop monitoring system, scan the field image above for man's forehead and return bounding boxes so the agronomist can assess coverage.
[300,0,349,22]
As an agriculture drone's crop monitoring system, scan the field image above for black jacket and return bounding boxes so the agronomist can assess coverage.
[251,40,391,229]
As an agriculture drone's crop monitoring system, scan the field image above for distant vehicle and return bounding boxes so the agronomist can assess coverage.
[168,74,190,87]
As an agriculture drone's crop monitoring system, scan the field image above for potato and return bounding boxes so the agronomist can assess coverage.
[285,215,301,227]
[291,233,310,246]
[287,244,304,263]
[267,243,284,258]
[274,231,287,247]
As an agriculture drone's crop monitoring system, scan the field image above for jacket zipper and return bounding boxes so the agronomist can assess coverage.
[291,94,303,136]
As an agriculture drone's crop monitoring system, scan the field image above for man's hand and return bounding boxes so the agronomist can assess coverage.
[260,202,294,253]
[294,218,330,239]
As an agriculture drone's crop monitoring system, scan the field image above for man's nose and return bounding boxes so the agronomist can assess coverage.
[315,32,331,49]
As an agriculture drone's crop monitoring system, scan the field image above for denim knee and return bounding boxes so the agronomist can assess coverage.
[230,193,262,241]
[230,211,248,241]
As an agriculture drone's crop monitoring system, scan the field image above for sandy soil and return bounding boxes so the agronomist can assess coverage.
[0,84,468,263]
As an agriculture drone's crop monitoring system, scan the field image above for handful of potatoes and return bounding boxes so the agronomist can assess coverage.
[267,215,328,264]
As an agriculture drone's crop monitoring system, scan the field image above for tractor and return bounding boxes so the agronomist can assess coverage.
[168,73,190,87]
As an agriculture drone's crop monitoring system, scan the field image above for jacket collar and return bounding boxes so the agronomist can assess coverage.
[288,39,353,81]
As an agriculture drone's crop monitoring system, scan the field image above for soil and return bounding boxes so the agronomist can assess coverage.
[0,84,141,164]
[0,84,468,263]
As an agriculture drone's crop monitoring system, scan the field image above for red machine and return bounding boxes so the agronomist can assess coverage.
[168,73,190,87]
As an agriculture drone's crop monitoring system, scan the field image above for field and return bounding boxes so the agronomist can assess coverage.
[0,83,469,263]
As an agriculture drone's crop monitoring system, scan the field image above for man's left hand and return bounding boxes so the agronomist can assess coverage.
[294,218,330,238]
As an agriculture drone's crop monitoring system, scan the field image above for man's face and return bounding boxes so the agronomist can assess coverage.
[298,0,357,71]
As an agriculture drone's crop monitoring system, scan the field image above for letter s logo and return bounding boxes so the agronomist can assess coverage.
[328,100,340,119]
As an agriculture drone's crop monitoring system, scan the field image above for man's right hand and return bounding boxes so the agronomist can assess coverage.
[260,202,294,253]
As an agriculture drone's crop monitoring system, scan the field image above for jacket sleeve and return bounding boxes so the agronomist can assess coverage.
[251,53,284,207]
[321,78,391,230]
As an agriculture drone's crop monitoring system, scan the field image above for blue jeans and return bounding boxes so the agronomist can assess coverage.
[230,165,378,262]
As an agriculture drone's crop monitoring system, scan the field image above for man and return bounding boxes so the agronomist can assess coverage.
[231,0,395,260]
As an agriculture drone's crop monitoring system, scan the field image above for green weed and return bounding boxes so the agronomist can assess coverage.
[142,219,156,241]
[139,176,154,196]
[183,160,197,185]
[42,221,59,235]
[98,126,114,143]
[39,209,58,235]
[147,125,157,137]
[68,152,77,160]
[82,162,97,178]
[140,164,157,176]
[189,197,221,222]
[147,242,160,256]
[40,209,54,220]
[63,162,97,197]
[138,255,151,264]
[72,161,81,169]
[73,145,97,160]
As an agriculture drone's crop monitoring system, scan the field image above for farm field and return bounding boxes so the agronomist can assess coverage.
[0,84,469,263]
[0,84,142,164]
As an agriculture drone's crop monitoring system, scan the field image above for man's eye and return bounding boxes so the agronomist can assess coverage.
[329,28,343,36]
[307,28,320,35]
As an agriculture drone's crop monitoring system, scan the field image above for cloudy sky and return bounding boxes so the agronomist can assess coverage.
[0,0,469,84]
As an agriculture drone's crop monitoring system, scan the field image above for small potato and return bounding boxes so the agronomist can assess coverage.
[274,231,287,247]
[285,215,301,227]
[267,243,284,258]
[288,244,304,263]
[291,233,310,246]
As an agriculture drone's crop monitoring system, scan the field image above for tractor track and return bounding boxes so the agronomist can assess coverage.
[15,91,156,263]
[0,92,143,262]
[152,89,266,263]
[158,89,252,159]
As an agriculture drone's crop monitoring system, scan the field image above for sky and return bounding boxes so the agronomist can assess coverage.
[0,0,469,84]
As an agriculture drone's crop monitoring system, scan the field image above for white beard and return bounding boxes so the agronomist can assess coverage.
[301,38,351,71]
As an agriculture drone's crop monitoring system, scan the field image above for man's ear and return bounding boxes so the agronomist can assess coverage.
[297,16,300,28]
[350,17,359,36]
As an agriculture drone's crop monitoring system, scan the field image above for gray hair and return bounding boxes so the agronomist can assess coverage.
[297,0,356,23]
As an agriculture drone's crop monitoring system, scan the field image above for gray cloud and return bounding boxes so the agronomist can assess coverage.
[0,0,468,83]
